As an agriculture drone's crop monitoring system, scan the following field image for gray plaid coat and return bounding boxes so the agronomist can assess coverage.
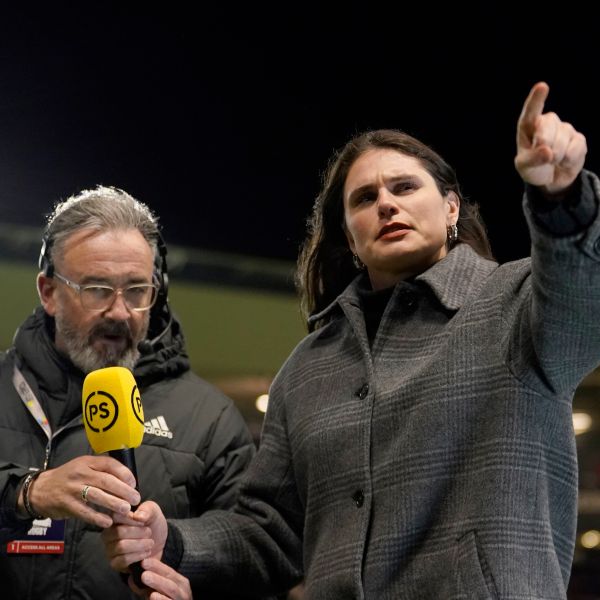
[173,175,600,599]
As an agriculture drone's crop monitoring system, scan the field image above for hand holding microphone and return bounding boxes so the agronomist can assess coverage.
[82,366,148,588]
[18,455,139,529]
[18,367,142,528]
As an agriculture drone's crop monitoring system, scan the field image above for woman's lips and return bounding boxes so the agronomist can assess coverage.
[377,222,411,240]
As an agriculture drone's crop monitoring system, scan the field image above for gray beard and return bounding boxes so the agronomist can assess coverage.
[54,313,147,374]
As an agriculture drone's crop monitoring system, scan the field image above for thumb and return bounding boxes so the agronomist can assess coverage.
[133,500,159,524]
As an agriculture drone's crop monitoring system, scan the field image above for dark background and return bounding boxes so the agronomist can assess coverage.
[1,2,598,265]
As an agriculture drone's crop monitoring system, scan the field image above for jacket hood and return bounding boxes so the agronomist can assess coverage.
[134,301,190,386]
[13,307,82,395]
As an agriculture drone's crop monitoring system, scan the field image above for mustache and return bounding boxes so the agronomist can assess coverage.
[90,320,133,343]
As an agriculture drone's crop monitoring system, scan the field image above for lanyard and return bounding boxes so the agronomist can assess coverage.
[13,365,52,441]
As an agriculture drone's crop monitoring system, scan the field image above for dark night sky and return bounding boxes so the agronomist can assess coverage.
[1,2,598,265]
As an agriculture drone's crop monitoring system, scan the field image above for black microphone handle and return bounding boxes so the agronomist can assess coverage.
[109,448,145,589]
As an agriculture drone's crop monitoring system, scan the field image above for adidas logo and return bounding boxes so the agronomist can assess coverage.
[144,415,173,439]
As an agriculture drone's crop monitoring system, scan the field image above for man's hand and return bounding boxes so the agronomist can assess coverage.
[515,81,587,196]
[20,455,140,528]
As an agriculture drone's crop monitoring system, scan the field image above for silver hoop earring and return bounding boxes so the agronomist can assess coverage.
[447,224,458,244]
[352,254,365,270]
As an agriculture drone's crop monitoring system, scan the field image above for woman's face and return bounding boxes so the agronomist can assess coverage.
[343,148,459,290]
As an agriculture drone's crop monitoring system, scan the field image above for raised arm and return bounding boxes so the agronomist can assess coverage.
[509,81,600,394]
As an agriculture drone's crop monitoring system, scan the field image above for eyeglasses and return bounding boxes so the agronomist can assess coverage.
[53,272,158,312]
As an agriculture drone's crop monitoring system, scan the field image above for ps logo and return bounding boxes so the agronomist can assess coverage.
[84,391,119,432]
[131,386,144,425]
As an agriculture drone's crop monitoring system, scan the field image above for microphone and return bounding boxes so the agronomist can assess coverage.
[137,312,173,356]
[82,366,146,588]
[136,339,153,355]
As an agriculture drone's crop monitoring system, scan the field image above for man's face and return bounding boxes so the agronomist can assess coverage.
[38,227,155,373]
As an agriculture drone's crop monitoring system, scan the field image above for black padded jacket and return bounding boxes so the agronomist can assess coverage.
[0,304,255,599]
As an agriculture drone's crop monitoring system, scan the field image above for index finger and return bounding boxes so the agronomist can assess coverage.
[90,456,137,488]
[518,81,549,134]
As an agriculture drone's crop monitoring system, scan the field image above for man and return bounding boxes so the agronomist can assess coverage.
[0,187,255,599]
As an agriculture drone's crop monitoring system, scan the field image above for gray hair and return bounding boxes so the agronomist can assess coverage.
[43,186,160,270]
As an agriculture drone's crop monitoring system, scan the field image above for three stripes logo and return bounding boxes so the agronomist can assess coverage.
[144,415,173,439]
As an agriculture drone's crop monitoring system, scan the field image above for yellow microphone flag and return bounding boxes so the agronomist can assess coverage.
[82,366,145,454]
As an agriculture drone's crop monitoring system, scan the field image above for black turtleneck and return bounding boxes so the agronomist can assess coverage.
[357,284,395,347]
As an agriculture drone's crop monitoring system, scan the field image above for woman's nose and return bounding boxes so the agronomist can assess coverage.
[377,189,398,218]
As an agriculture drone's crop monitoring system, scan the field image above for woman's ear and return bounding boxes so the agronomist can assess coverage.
[37,273,58,316]
[344,225,357,255]
[446,190,460,224]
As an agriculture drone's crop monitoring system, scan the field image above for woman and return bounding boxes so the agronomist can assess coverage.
[104,82,600,599]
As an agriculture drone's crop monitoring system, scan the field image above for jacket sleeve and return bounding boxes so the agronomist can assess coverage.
[0,467,34,541]
[0,354,36,540]
[508,170,600,395]
[200,399,256,511]
[168,368,304,597]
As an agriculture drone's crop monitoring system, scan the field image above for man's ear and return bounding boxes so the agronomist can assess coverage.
[37,273,57,316]
[446,190,460,224]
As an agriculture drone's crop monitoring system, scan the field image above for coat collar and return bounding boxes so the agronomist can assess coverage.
[308,244,498,326]
[415,243,498,311]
